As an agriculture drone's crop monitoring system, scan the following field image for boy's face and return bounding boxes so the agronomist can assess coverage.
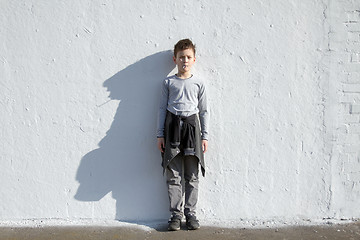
[173,48,196,74]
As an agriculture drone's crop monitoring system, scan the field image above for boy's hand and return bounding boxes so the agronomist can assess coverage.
[157,138,165,153]
[202,140,208,153]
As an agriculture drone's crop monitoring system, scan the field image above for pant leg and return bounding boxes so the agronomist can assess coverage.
[183,155,199,217]
[166,154,183,217]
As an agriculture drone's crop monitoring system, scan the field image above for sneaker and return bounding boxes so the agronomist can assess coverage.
[186,215,200,230]
[168,215,181,231]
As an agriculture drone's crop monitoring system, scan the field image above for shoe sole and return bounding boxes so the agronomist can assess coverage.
[187,226,200,230]
[168,227,180,231]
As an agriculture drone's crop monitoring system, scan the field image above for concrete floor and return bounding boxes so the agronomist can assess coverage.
[1,221,360,240]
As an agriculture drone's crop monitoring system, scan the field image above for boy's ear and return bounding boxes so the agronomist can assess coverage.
[173,56,176,63]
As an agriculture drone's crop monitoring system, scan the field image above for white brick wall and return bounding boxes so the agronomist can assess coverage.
[1,0,360,225]
[327,0,360,218]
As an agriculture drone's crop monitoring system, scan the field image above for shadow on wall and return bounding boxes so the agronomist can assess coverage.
[74,51,175,222]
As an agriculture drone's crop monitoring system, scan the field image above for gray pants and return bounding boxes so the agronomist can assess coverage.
[166,154,199,218]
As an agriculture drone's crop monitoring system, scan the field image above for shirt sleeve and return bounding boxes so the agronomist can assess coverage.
[198,81,209,140]
[156,79,169,138]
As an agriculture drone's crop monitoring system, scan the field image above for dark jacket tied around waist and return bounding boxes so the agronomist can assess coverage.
[162,111,205,176]
[168,111,196,156]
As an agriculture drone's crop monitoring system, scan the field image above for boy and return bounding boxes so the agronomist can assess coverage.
[157,39,209,231]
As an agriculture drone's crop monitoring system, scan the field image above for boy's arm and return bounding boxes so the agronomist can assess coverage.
[198,82,209,141]
[202,139,208,153]
[157,138,165,153]
[156,79,168,150]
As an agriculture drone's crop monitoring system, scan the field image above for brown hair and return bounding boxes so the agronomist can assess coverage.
[174,39,196,57]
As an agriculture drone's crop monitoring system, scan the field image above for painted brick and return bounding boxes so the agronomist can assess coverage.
[340,103,352,115]
[330,40,347,51]
[351,105,360,113]
[343,2,360,12]
[340,95,353,103]
[338,153,350,162]
[344,114,360,123]
[347,72,360,83]
[331,52,351,63]
[344,160,360,173]
[347,172,360,182]
[340,92,360,103]
[329,22,347,34]
[348,31,360,42]
[337,135,360,147]
[351,53,360,62]
[336,124,350,136]
[348,123,360,133]
[330,31,347,42]
[342,83,360,92]
[344,63,360,73]
[346,11,360,23]
[344,144,360,153]
[346,23,360,32]
[345,42,360,52]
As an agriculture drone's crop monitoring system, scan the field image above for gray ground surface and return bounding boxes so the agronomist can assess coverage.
[0,222,360,240]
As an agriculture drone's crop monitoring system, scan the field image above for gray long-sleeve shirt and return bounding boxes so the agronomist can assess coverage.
[157,74,209,140]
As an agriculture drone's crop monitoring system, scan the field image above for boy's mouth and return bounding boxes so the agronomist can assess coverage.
[182,65,187,69]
